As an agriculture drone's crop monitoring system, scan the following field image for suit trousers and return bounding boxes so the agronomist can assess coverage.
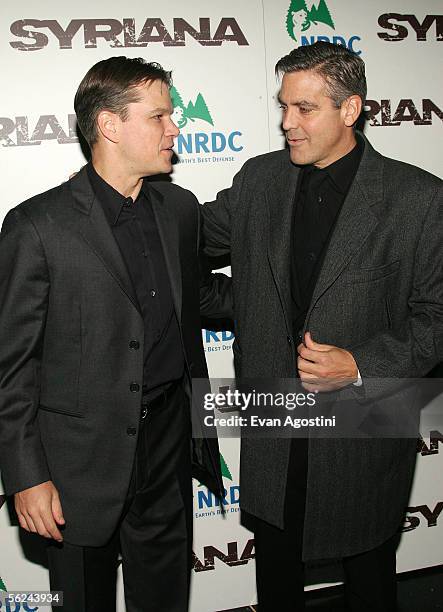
[251,438,398,611]
[47,380,193,612]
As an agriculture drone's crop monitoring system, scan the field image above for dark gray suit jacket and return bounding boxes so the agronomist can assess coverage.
[202,133,443,560]
[0,167,230,546]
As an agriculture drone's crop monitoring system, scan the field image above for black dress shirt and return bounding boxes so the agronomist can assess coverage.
[87,163,184,399]
[291,137,364,338]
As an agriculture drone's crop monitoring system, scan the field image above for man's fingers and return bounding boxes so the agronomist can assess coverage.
[297,344,322,362]
[14,482,64,541]
[304,331,329,351]
[22,512,38,533]
[51,491,65,525]
[298,357,325,376]
[298,369,319,381]
[41,510,63,542]
[17,513,31,532]
[32,515,52,539]
[301,381,321,393]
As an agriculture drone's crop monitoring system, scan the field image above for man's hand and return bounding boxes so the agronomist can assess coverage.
[14,480,65,542]
[297,332,358,392]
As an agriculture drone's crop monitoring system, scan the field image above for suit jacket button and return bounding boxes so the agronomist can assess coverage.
[127,426,137,436]
[129,340,140,350]
[130,382,140,393]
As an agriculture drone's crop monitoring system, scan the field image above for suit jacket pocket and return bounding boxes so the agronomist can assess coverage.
[340,260,400,284]
[39,404,84,418]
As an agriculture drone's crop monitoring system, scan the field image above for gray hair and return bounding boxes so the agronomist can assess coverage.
[275,42,367,108]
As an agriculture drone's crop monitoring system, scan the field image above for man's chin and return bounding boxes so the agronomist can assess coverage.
[289,149,310,166]
[147,161,173,176]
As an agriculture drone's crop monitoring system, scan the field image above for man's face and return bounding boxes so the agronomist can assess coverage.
[117,79,179,176]
[279,70,349,168]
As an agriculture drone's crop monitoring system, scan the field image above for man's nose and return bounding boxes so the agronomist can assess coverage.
[168,118,180,137]
[282,108,299,132]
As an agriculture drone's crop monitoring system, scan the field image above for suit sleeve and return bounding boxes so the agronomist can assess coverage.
[193,197,233,320]
[0,208,51,495]
[200,159,251,258]
[351,183,443,377]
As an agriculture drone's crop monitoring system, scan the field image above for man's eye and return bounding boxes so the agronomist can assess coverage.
[299,107,312,114]
[152,115,162,121]
[279,105,287,111]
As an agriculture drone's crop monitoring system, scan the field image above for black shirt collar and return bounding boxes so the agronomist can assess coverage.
[87,162,147,226]
[304,133,364,194]
[325,133,364,193]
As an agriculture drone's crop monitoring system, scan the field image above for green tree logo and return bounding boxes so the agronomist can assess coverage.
[0,576,7,591]
[220,453,233,481]
[170,86,214,129]
[286,0,335,42]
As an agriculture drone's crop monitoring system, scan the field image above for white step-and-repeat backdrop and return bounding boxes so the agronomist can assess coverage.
[1,1,442,610]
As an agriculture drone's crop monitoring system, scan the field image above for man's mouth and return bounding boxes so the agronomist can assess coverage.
[287,137,307,146]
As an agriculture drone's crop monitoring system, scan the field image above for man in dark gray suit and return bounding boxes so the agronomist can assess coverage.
[0,57,230,611]
[202,42,442,610]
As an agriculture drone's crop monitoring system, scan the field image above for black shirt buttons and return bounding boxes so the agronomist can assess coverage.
[130,382,140,393]
[127,426,137,436]
[129,340,140,350]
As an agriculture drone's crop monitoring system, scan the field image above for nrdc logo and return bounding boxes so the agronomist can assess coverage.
[171,86,243,164]
[286,0,362,54]
[202,329,234,354]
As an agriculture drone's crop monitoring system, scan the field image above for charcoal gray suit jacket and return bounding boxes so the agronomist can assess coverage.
[0,167,230,546]
[202,133,443,560]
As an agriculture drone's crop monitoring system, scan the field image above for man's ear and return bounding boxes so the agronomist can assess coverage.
[342,95,362,127]
[96,110,120,144]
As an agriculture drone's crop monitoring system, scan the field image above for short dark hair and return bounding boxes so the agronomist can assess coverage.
[275,42,366,108]
[74,56,172,147]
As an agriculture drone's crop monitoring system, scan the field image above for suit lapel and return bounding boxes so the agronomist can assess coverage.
[149,185,183,323]
[70,167,141,314]
[305,135,383,326]
[266,160,301,332]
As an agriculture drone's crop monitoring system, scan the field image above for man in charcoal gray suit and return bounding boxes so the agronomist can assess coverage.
[202,42,443,610]
[0,56,231,612]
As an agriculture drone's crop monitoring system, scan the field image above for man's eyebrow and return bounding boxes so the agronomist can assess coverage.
[147,106,172,115]
[277,97,319,109]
